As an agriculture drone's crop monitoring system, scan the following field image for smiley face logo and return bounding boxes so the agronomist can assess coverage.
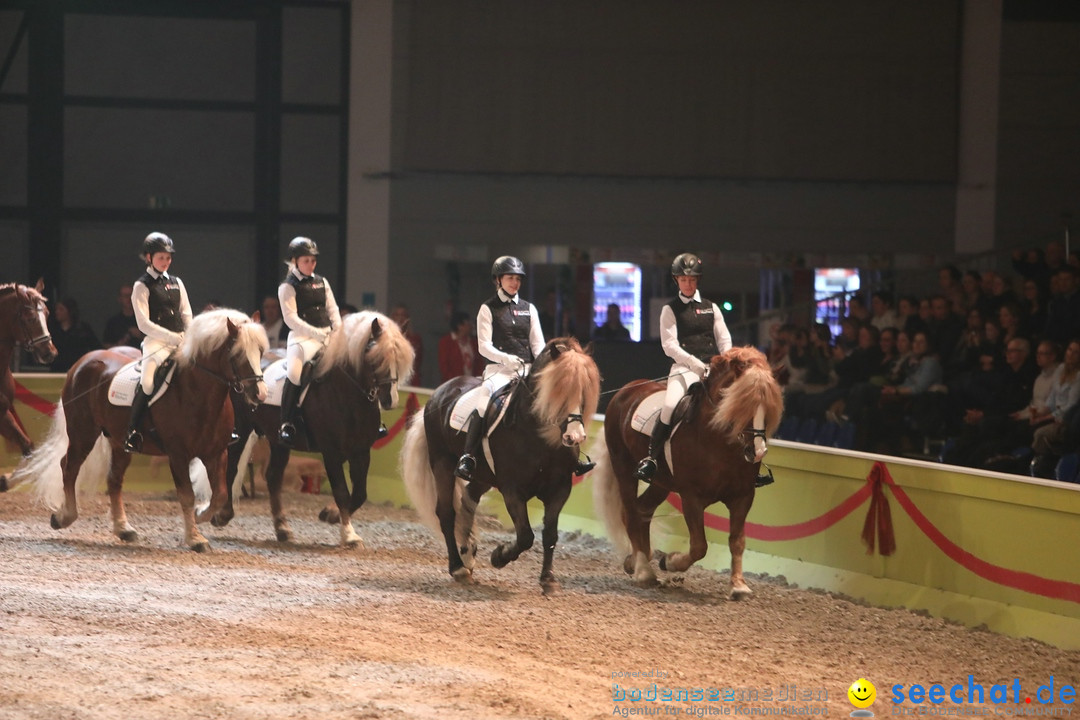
[848,678,877,709]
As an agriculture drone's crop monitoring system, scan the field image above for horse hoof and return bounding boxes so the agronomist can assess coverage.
[319,508,340,524]
[210,513,232,528]
[118,530,138,543]
[657,552,670,572]
[191,542,210,553]
[541,579,561,596]
[730,586,753,601]
[276,529,294,543]
[622,555,634,575]
[0,474,8,492]
[451,567,474,584]
[49,514,69,530]
[490,548,510,569]
[632,572,659,588]
[344,536,364,549]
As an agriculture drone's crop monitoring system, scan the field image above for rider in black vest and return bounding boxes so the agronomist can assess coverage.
[123,232,194,453]
[634,253,732,481]
[277,237,342,447]
[454,256,596,481]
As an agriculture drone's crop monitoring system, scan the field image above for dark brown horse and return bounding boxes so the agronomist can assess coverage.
[592,346,783,599]
[9,309,267,551]
[214,310,415,546]
[0,281,59,488]
[400,337,601,594]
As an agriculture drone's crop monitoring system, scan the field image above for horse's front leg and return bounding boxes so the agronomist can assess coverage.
[433,457,470,582]
[328,449,362,547]
[455,480,487,571]
[2,408,35,457]
[724,493,755,600]
[169,453,210,552]
[106,448,136,542]
[491,490,534,570]
[195,448,229,525]
[537,479,572,595]
[265,443,294,542]
[212,436,248,527]
[657,493,709,575]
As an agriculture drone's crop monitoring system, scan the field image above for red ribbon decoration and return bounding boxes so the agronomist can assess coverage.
[861,461,897,556]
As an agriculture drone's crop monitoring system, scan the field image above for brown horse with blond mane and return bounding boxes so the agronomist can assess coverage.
[592,345,783,599]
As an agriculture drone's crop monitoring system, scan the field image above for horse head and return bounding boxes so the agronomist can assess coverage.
[530,337,601,449]
[705,346,783,464]
[180,309,268,408]
[12,280,58,365]
[330,311,415,411]
[225,316,269,407]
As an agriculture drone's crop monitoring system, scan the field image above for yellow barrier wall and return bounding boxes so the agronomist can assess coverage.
[6,378,1079,649]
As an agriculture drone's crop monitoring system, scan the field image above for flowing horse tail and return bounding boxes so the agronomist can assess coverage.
[589,436,631,557]
[400,413,441,536]
[7,404,111,511]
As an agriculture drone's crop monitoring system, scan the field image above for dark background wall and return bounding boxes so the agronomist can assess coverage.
[1,0,1078,384]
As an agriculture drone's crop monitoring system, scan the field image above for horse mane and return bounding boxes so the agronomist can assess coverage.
[529,337,601,448]
[706,346,783,443]
[177,308,269,367]
[0,283,43,302]
[315,310,415,383]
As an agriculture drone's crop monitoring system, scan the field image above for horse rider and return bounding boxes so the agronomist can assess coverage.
[634,252,732,481]
[277,236,342,447]
[455,256,596,481]
[123,232,194,453]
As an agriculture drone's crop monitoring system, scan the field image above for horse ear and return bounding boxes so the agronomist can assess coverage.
[371,317,382,338]
[34,277,44,294]
[226,318,239,338]
[549,342,563,360]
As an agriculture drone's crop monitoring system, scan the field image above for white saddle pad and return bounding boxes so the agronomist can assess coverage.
[262,358,312,408]
[107,360,176,407]
[630,389,677,473]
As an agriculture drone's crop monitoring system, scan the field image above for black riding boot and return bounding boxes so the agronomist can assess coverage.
[278,380,301,448]
[454,410,483,481]
[634,420,671,482]
[123,385,151,454]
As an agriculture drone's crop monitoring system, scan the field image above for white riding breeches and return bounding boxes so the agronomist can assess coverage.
[285,333,325,385]
[140,337,178,394]
[660,364,702,424]
[468,363,530,425]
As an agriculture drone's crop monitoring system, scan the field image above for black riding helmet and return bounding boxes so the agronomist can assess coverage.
[288,236,319,260]
[671,252,703,277]
[142,232,175,258]
[491,255,526,280]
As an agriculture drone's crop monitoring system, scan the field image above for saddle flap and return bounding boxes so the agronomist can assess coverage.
[449,382,515,434]
[107,360,176,407]
[263,358,313,408]
[630,389,695,437]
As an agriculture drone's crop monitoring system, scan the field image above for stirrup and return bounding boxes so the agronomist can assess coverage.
[455,454,476,481]
[634,456,657,482]
[123,430,143,454]
[279,422,297,447]
[376,423,388,440]
[755,464,775,488]
[573,457,596,476]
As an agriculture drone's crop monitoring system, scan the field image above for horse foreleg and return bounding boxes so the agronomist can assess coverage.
[169,454,210,552]
[726,495,754,600]
[626,482,668,587]
[213,440,246,527]
[2,408,34,456]
[455,480,486,571]
[106,449,136,542]
[327,452,362,548]
[491,491,534,570]
[537,480,572,595]
[265,444,294,542]
[658,494,709,575]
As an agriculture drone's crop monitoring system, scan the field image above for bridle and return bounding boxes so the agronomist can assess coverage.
[13,292,53,354]
[196,345,264,396]
[345,339,397,404]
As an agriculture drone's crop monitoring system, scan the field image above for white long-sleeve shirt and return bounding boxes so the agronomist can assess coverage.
[132,269,193,346]
[476,289,546,368]
[278,267,342,340]
[659,290,732,373]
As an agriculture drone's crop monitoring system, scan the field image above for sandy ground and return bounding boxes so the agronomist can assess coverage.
[1,488,1078,720]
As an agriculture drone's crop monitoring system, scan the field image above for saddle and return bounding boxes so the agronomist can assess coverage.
[262,358,317,408]
[107,358,177,407]
[448,379,518,436]
[630,382,702,437]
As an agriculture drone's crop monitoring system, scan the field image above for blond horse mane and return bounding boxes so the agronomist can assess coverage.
[530,338,602,448]
[177,308,269,368]
[315,310,415,384]
[706,346,783,443]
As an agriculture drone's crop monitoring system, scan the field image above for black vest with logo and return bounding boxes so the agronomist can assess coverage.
[286,273,330,328]
[138,271,185,333]
[484,294,535,363]
[668,296,718,362]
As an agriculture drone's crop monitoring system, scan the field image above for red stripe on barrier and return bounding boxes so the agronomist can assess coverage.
[876,463,1080,604]
[372,392,420,449]
[13,381,58,417]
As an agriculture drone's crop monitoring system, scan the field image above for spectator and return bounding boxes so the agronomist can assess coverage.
[1030,339,1080,458]
[390,303,423,386]
[102,284,143,349]
[48,297,101,372]
[1043,266,1080,343]
[1020,278,1047,341]
[926,295,964,369]
[869,291,899,332]
[258,295,288,350]
[437,311,483,383]
[593,303,631,341]
[847,293,870,325]
[938,265,966,314]
[961,270,984,318]
[896,294,926,338]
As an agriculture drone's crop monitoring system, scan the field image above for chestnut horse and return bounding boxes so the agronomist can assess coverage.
[592,346,782,599]
[0,281,59,490]
[401,337,601,594]
[9,309,267,551]
[214,310,415,545]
